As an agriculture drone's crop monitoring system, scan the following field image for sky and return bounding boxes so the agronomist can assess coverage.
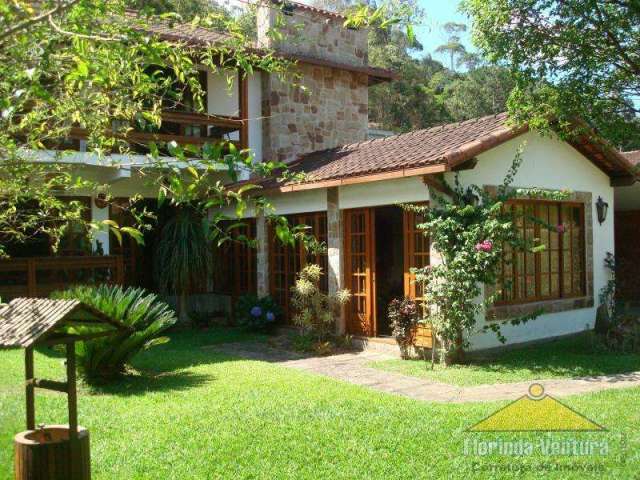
[412,0,475,62]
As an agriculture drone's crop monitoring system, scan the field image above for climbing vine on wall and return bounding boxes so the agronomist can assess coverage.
[407,147,569,364]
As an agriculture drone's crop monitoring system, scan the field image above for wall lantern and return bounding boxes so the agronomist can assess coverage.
[596,196,609,225]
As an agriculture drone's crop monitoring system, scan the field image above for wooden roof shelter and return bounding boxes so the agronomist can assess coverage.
[0,298,128,440]
[0,298,126,348]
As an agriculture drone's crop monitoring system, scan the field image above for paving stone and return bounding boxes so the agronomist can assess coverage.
[212,343,640,403]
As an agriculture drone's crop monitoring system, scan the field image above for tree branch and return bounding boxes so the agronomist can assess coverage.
[592,2,640,76]
[47,14,124,42]
[0,0,81,43]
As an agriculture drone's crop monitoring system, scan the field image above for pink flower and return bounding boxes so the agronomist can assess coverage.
[556,224,565,234]
[475,240,493,252]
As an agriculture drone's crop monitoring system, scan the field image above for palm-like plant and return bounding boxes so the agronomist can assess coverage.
[154,206,212,322]
[52,284,177,382]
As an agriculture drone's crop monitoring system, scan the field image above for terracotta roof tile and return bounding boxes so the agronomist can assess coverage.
[286,0,347,19]
[254,113,637,191]
[126,11,234,46]
[265,113,519,188]
[125,11,394,82]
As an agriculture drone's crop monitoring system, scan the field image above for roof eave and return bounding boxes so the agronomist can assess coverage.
[268,163,449,193]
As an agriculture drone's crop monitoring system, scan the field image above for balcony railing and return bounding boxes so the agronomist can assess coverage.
[0,255,124,300]
[66,110,246,151]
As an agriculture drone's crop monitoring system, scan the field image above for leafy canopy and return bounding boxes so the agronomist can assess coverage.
[463,0,640,149]
[0,0,292,257]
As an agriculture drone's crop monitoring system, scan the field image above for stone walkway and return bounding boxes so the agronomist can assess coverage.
[211,342,640,403]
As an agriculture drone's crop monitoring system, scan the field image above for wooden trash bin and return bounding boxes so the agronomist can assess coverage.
[15,425,90,480]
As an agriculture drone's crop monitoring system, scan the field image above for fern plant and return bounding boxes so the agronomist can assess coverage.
[52,284,177,382]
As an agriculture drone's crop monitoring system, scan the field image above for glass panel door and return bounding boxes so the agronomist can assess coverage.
[344,208,376,336]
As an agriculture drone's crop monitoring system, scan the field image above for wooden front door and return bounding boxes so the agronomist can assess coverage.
[344,208,376,336]
[403,208,433,348]
[403,209,430,299]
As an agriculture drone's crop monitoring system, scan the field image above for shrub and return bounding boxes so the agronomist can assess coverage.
[290,264,351,341]
[388,298,419,359]
[235,294,282,332]
[51,284,177,382]
[600,309,640,353]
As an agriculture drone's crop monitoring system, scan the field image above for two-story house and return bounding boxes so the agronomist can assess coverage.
[2,1,638,353]
[0,1,392,302]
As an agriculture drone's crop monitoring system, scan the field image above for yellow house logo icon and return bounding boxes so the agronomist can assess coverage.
[468,384,606,432]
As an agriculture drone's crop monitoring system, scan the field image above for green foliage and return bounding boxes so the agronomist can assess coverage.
[595,253,640,354]
[0,330,638,477]
[368,29,515,132]
[235,294,282,333]
[0,0,293,258]
[441,66,515,121]
[153,206,212,321]
[290,264,351,342]
[409,150,561,363]
[599,252,617,318]
[435,22,467,71]
[387,297,419,358]
[51,284,177,382]
[463,0,640,150]
[341,0,420,44]
[0,158,96,257]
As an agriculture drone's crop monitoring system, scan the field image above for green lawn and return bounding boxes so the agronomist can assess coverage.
[0,329,638,479]
[367,334,640,387]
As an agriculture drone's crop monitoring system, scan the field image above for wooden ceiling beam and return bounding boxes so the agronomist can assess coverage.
[422,173,454,196]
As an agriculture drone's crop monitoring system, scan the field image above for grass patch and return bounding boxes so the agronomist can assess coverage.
[367,333,640,386]
[0,328,638,479]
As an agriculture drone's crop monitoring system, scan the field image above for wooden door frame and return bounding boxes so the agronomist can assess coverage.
[343,207,377,336]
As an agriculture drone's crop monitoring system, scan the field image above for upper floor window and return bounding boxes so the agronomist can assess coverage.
[496,200,585,305]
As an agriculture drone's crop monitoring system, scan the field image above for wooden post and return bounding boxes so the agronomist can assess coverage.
[25,348,35,431]
[115,255,124,285]
[26,259,36,297]
[66,342,78,440]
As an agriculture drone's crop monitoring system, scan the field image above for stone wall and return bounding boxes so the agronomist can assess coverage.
[257,0,370,162]
[257,2,368,66]
[262,63,369,162]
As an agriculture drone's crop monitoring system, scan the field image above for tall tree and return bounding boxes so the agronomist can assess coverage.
[435,22,467,71]
[441,66,515,122]
[463,0,640,149]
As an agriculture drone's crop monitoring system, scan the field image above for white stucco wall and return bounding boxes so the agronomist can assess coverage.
[448,131,615,351]
[338,176,431,209]
[207,70,262,164]
[91,198,110,254]
[248,72,263,164]
[251,175,432,217]
[207,70,239,117]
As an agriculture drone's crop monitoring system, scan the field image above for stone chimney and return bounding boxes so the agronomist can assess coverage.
[257,0,370,163]
[257,0,369,67]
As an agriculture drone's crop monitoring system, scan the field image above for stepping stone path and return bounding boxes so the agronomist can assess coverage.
[211,342,640,403]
